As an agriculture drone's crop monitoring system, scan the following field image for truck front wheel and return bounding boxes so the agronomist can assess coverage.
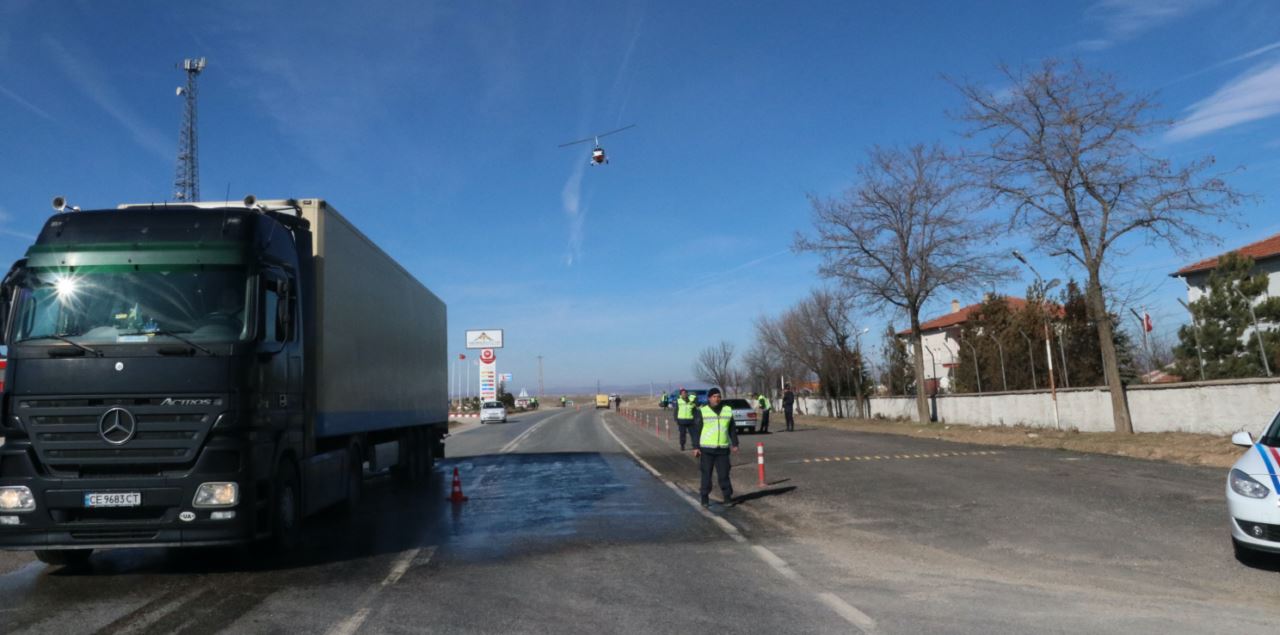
[34,549,92,568]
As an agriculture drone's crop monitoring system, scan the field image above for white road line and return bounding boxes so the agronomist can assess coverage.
[381,547,423,586]
[752,545,801,582]
[325,546,435,635]
[499,416,553,453]
[818,592,879,633]
[602,415,876,633]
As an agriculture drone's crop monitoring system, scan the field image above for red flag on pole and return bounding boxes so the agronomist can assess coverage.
[459,353,466,360]
[1142,312,1153,332]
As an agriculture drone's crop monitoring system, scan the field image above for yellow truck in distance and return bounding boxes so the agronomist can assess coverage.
[595,394,610,409]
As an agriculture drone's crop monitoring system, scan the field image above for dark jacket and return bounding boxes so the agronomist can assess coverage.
[782,390,795,410]
[691,403,739,453]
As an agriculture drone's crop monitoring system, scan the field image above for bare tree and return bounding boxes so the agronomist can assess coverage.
[796,144,1009,422]
[693,341,736,391]
[953,60,1246,432]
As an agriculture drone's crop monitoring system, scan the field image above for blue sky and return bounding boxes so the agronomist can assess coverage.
[1,1,1278,392]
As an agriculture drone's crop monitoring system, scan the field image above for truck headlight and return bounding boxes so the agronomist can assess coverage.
[0,486,35,512]
[1230,469,1270,499]
[193,482,239,508]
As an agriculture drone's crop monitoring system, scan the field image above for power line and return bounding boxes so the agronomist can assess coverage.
[173,57,206,202]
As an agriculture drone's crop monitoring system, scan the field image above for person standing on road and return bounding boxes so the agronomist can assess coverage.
[756,392,772,433]
[614,394,623,410]
[674,388,697,451]
[692,388,739,507]
[783,384,796,432]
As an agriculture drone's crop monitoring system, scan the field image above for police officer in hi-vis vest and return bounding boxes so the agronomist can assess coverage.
[674,388,698,451]
[692,388,739,507]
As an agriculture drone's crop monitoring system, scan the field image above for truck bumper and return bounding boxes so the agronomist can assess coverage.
[0,437,263,550]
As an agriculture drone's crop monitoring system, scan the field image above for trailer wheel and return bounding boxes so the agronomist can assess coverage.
[395,428,419,486]
[344,441,363,516]
[272,459,302,551]
[34,549,92,569]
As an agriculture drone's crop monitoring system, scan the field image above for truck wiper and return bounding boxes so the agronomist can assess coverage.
[22,334,103,357]
[142,329,216,357]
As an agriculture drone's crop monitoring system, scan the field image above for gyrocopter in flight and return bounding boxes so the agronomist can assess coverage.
[558,124,636,165]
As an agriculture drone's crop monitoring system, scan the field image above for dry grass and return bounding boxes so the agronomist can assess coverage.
[632,406,1242,469]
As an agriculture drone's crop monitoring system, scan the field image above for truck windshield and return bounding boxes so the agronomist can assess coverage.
[13,267,253,345]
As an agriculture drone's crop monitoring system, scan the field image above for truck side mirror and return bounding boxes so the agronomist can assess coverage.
[0,259,27,344]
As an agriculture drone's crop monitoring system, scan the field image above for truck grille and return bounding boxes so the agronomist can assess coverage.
[20,396,223,471]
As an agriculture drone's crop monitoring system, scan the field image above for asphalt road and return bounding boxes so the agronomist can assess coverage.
[1,405,1277,633]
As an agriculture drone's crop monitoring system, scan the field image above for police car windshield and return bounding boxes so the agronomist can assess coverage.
[1260,411,1280,447]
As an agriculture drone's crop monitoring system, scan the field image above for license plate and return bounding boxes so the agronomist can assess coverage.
[84,492,142,508]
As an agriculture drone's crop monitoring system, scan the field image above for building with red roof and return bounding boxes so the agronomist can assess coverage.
[898,297,1035,394]
[1171,231,1280,304]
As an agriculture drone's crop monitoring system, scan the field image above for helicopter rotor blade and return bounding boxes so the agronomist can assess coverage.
[595,123,636,139]
[557,136,597,148]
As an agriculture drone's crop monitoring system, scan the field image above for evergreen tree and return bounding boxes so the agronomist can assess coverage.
[883,324,915,396]
[1173,253,1280,380]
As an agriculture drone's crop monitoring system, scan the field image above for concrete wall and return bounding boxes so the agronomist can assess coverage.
[801,377,1280,435]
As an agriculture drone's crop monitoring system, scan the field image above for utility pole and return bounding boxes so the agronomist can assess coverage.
[173,57,206,202]
[536,355,545,398]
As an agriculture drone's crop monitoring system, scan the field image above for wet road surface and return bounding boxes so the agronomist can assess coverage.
[0,407,856,633]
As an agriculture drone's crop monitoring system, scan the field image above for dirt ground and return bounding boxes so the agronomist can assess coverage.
[633,405,1245,469]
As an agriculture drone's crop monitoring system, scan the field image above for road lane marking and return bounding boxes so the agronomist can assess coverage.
[818,592,879,633]
[792,450,1001,465]
[500,417,552,453]
[752,545,801,582]
[602,415,876,633]
[325,546,435,635]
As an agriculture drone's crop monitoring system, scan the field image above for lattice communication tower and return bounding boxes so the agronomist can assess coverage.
[173,57,206,202]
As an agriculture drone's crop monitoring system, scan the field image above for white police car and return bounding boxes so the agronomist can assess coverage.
[1226,409,1280,562]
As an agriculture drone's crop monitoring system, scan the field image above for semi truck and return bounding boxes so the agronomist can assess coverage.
[0,197,448,566]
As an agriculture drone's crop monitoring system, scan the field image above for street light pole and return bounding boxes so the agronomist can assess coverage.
[1012,250,1062,430]
[1176,298,1206,381]
[1019,329,1038,388]
[962,339,982,393]
[986,331,1008,391]
[1232,284,1273,377]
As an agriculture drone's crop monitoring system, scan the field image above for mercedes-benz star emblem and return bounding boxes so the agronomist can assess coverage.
[98,408,137,445]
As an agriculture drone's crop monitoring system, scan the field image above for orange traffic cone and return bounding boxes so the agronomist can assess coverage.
[447,467,468,503]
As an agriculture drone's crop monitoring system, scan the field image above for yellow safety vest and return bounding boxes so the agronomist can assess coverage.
[758,395,771,410]
[676,396,696,419]
[698,405,732,449]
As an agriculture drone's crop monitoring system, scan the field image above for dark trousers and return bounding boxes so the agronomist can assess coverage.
[759,409,770,432]
[784,406,794,431]
[699,450,733,503]
[677,420,693,448]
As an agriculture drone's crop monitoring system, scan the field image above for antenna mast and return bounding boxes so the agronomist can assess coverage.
[173,57,206,202]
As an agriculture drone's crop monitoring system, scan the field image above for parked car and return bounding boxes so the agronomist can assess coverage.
[480,401,508,424]
[722,398,759,433]
[1226,410,1280,562]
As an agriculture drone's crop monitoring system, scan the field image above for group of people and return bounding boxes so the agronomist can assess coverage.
[670,385,798,508]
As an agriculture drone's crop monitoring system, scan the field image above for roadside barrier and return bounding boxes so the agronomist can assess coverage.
[447,467,468,503]
[757,442,766,486]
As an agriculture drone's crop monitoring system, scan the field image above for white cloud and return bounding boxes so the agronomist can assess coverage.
[1166,59,1280,141]
[560,159,588,266]
[1078,0,1216,49]
[0,82,53,121]
[42,37,170,161]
